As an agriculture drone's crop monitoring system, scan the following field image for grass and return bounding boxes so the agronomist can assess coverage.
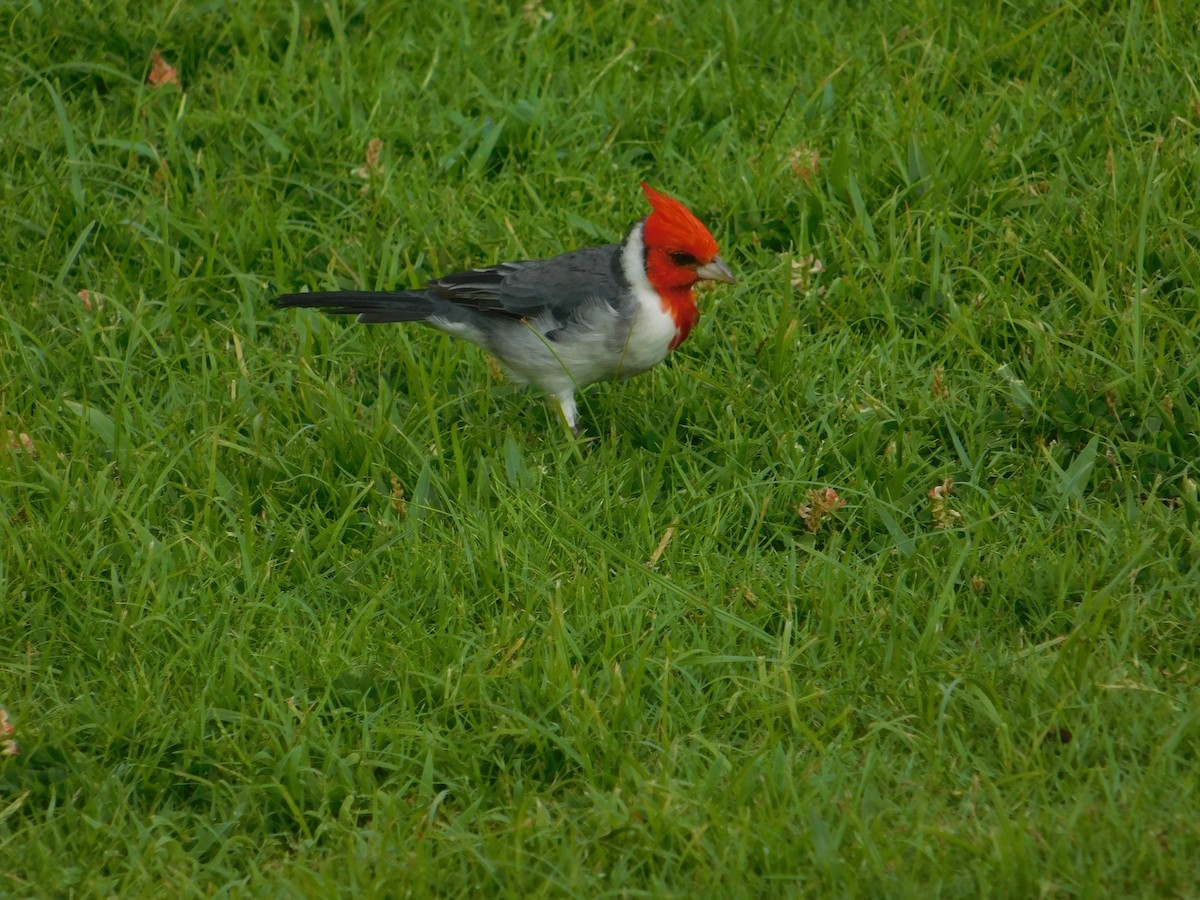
[2,0,1199,894]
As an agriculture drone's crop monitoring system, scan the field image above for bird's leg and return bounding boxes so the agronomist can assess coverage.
[554,392,581,436]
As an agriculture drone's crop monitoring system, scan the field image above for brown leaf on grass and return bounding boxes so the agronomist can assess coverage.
[796,487,845,533]
[787,143,821,183]
[928,477,962,529]
[353,137,384,180]
[932,366,948,398]
[147,49,179,88]
[522,0,553,25]
[7,431,37,458]
[790,254,825,292]
[0,709,16,758]
[77,289,106,310]
[390,474,408,518]
[353,138,384,195]
[647,525,677,566]
[927,478,954,500]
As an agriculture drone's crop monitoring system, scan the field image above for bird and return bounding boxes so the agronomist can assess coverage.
[275,182,735,433]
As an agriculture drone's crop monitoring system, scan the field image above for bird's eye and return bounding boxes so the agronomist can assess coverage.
[668,250,699,267]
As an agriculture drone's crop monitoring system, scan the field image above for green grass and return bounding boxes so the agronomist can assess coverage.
[2,0,1199,894]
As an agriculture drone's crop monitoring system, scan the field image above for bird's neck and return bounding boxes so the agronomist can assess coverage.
[657,286,699,350]
[622,221,701,351]
[643,250,700,350]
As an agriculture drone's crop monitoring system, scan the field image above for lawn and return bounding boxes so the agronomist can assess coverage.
[2,0,1198,895]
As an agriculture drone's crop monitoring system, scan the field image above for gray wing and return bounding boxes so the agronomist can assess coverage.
[426,245,627,320]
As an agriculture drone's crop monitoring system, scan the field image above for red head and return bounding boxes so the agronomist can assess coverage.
[639,182,735,348]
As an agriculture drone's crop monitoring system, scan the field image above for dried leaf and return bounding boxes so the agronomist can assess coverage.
[932,366,948,398]
[928,478,962,528]
[77,289,106,310]
[147,49,179,88]
[390,474,408,518]
[522,0,553,25]
[6,431,37,458]
[648,525,677,566]
[787,143,821,183]
[790,254,825,291]
[0,709,15,758]
[353,137,384,180]
[796,487,845,533]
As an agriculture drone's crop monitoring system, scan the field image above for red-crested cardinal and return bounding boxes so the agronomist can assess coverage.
[276,183,735,433]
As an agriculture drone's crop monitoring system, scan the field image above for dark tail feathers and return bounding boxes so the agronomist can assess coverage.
[274,291,434,324]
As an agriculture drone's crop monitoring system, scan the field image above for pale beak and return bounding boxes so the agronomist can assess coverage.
[695,255,736,285]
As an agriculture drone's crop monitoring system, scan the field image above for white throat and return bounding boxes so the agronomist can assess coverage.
[615,221,680,376]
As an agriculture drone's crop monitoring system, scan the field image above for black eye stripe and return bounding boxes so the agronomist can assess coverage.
[669,251,699,266]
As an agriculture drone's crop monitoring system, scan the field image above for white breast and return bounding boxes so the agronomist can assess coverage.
[613,221,679,378]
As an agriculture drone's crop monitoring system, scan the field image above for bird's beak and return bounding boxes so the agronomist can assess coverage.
[695,255,736,285]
